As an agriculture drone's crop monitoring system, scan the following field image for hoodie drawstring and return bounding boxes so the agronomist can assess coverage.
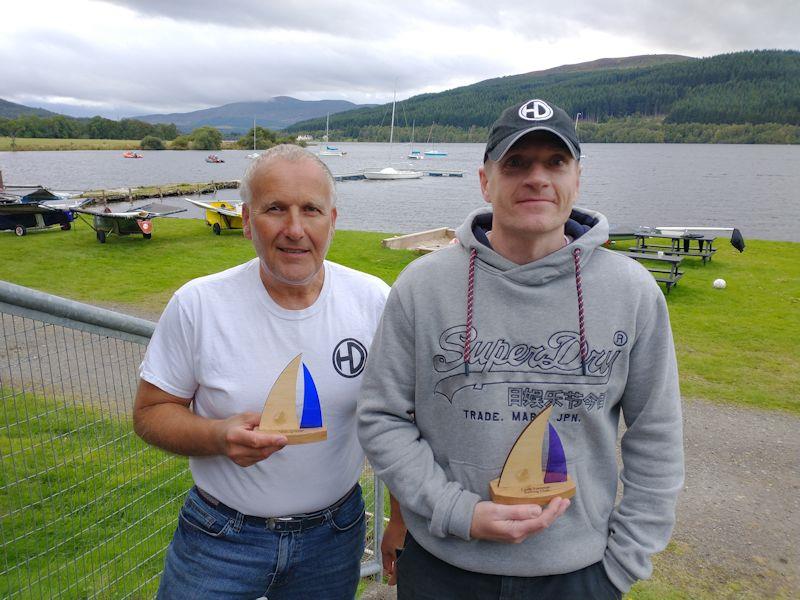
[462,245,588,377]
[572,247,588,375]
[464,248,477,375]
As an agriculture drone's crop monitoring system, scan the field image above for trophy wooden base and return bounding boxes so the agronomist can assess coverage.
[258,426,327,445]
[489,475,576,506]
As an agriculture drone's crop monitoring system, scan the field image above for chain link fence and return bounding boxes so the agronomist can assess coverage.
[0,281,382,598]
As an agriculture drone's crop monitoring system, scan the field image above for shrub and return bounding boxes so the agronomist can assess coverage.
[140,135,165,150]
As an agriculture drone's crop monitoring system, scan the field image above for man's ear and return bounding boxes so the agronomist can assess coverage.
[242,203,252,240]
[478,166,491,204]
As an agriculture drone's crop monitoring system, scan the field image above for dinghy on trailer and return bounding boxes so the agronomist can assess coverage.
[0,185,83,236]
[183,197,242,234]
[73,202,186,243]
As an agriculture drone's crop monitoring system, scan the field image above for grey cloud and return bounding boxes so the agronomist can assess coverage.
[6,1,796,119]
[3,19,501,117]
[481,0,800,53]
[100,0,800,51]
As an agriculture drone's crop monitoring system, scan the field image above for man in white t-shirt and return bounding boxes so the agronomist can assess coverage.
[134,145,404,599]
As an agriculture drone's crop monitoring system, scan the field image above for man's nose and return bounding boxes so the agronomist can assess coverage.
[284,211,305,239]
[523,162,549,187]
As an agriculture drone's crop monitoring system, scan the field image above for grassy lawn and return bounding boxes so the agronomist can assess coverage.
[0,393,190,598]
[2,218,797,598]
[0,137,142,151]
[1,218,797,414]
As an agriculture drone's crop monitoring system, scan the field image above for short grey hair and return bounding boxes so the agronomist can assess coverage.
[239,144,337,206]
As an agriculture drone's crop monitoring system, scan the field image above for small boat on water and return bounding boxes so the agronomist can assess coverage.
[205,154,225,163]
[423,123,447,156]
[364,167,423,180]
[408,121,424,160]
[319,114,347,156]
[363,91,422,180]
[123,151,143,159]
[247,118,261,159]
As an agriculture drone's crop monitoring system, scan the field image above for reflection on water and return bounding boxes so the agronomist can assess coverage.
[1,143,797,241]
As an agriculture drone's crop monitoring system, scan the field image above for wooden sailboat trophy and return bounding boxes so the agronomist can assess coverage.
[258,354,327,444]
[489,403,576,505]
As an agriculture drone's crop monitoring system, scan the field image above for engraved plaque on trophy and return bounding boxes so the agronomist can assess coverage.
[489,403,575,505]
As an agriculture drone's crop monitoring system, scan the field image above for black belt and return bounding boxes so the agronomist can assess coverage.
[194,483,359,532]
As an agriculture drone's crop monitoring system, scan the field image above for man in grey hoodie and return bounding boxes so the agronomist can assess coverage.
[358,99,684,599]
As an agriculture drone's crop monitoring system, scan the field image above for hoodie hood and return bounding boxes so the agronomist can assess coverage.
[455,206,609,286]
[455,205,609,376]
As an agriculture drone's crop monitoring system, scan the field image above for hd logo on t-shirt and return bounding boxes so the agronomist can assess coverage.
[332,338,368,378]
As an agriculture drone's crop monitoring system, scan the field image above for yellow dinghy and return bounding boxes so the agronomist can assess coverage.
[183,197,243,235]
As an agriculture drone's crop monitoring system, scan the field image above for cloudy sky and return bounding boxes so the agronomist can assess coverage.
[2,0,798,119]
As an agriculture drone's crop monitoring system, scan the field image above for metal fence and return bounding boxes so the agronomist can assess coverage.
[0,281,382,598]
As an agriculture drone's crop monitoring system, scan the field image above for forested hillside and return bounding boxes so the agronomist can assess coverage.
[287,50,800,143]
[0,99,58,119]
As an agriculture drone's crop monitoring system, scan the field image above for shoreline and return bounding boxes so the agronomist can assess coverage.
[3,137,800,152]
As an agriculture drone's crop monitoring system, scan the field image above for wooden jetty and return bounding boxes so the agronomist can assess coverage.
[81,180,239,203]
[79,168,464,204]
[333,170,464,182]
[425,170,464,177]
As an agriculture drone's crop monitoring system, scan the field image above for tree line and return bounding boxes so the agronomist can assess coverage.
[0,114,178,141]
[323,118,800,145]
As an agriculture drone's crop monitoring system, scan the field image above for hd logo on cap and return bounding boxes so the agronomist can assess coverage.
[518,99,553,121]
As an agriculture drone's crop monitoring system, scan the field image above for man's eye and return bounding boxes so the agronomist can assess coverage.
[504,157,523,168]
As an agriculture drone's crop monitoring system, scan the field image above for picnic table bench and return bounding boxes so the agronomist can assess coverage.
[624,250,684,293]
[634,232,717,264]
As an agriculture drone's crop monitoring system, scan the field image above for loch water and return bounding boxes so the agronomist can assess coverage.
[1,142,798,241]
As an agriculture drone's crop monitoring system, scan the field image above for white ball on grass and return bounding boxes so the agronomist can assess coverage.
[713,278,727,289]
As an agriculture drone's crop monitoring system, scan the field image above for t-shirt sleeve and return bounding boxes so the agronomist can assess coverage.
[139,292,197,399]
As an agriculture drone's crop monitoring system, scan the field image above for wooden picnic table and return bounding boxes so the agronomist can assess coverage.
[634,232,718,264]
[624,250,684,293]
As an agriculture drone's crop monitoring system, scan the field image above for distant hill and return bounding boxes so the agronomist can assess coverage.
[0,99,60,119]
[132,97,375,134]
[287,50,800,136]
[515,54,695,78]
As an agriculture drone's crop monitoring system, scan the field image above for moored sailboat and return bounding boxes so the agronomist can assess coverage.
[364,91,422,180]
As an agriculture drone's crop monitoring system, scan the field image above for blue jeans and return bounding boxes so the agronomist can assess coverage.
[157,485,366,599]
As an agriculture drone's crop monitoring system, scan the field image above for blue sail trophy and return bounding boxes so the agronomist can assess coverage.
[489,402,576,505]
[258,354,327,444]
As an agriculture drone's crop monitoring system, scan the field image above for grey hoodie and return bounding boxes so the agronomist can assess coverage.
[358,206,684,593]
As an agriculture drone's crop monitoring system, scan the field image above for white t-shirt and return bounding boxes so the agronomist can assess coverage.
[140,258,389,517]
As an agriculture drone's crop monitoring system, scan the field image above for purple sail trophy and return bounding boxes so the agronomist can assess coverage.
[543,423,568,483]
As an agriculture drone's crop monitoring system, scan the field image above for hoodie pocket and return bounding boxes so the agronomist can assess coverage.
[572,459,613,536]
[445,459,500,500]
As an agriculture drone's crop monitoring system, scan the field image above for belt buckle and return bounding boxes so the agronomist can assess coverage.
[267,516,295,531]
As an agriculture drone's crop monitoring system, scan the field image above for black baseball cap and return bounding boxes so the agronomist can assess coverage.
[484,98,581,162]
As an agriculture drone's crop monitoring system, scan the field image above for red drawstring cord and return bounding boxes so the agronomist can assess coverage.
[573,247,588,375]
[464,248,477,375]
